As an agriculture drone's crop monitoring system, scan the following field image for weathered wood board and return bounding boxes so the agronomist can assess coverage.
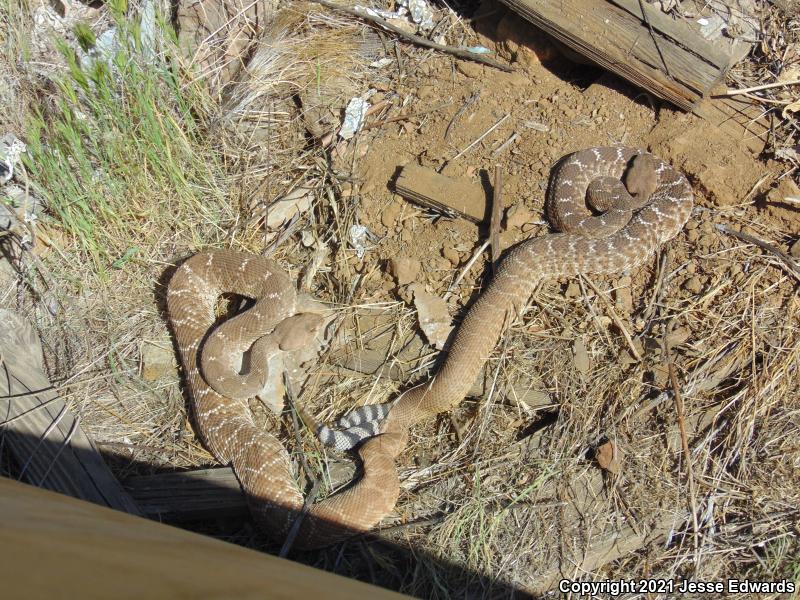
[124,466,246,520]
[0,476,410,600]
[499,0,728,110]
[0,309,141,515]
[498,0,753,111]
[395,164,488,222]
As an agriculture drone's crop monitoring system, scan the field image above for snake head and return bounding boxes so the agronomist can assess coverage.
[623,154,659,201]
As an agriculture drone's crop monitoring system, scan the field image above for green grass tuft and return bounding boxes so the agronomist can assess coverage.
[22,7,232,278]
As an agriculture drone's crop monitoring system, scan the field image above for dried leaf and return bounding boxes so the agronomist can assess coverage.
[596,441,622,475]
[782,99,800,120]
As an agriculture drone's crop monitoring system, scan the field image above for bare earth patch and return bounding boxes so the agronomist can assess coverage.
[1,0,798,597]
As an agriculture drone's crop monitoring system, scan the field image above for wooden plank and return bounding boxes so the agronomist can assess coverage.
[498,0,731,110]
[0,309,141,515]
[395,164,488,223]
[0,476,411,599]
[124,467,247,521]
[674,0,758,66]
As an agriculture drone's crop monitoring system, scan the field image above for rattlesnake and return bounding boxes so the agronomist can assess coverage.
[167,146,693,548]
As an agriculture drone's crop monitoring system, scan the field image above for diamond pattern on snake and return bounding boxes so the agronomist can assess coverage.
[167,146,693,548]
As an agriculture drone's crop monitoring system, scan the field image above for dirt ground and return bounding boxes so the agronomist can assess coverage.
[1,0,799,598]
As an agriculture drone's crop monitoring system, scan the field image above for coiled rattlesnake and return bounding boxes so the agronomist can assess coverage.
[167,146,693,548]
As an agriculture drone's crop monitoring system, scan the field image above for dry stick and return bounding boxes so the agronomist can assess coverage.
[280,373,321,557]
[641,249,670,329]
[305,0,513,72]
[637,0,672,79]
[362,101,454,131]
[490,166,504,272]
[666,335,701,570]
[578,276,614,348]
[715,223,800,282]
[721,79,800,96]
[444,114,509,170]
[443,240,491,302]
[492,132,519,156]
[444,91,480,140]
[582,276,643,362]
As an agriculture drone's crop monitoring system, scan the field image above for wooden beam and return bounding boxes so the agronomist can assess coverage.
[0,309,141,516]
[395,164,488,223]
[498,0,731,110]
[124,467,247,521]
[0,477,411,600]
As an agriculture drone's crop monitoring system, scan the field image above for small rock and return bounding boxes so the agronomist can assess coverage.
[141,343,176,381]
[595,441,621,475]
[381,201,401,229]
[790,239,800,259]
[683,276,704,294]
[387,257,421,286]
[505,204,536,231]
[442,246,460,266]
[766,177,800,222]
[564,281,581,298]
[266,186,313,229]
[455,61,483,79]
[572,336,591,376]
[432,257,451,272]
[686,228,699,243]
[409,283,452,350]
[770,177,800,200]
[697,234,716,251]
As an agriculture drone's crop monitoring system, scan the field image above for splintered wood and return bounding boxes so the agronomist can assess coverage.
[0,309,140,515]
[498,0,747,110]
[395,164,488,223]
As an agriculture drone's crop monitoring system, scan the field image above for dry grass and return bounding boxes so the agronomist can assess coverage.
[726,0,800,168]
[1,0,799,598]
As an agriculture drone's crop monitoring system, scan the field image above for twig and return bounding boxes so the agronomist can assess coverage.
[362,101,454,132]
[640,249,670,329]
[280,373,321,557]
[445,114,509,168]
[492,132,518,156]
[368,515,446,538]
[582,276,643,362]
[665,330,700,570]
[721,79,800,96]
[443,240,491,302]
[715,223,800,282]
[490,166,504,272]
[305,0,512,72]
[444,91,480,140]
[637,0,672,78]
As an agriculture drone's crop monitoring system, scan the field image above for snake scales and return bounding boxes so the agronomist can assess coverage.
[167,146,693,548]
